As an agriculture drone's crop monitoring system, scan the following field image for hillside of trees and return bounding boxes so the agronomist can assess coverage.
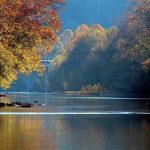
[3,0,150,96]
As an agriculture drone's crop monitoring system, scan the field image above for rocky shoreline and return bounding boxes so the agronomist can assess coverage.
[0,101,45,108]
[0,93,7,97]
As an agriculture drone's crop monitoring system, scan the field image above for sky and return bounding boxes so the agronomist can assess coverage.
[60,0,127,30]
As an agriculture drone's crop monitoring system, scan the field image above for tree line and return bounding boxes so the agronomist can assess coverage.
[1,0,150,96]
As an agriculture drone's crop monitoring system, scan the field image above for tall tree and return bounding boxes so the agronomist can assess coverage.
[117,0,150,66]
[0,0,64,89]
[115,0,150,95]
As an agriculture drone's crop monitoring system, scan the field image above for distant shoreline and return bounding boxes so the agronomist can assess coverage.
[64,91,103,95]
[1,91,150,98]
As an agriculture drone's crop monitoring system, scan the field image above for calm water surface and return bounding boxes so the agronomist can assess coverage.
[0,93,150,150]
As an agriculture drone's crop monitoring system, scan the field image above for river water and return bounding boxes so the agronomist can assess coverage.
[0,93,150,150]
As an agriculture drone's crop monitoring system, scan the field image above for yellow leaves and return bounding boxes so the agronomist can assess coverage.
[0,0,63,89]
[71,24,109,52]
[81,83,106,93]
[0,69,17,89]
[50,53,67,68]
[0,44,17,89]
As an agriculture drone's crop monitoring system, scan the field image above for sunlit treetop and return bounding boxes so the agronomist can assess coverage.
[66,24,110,52]
[0,0,64,89]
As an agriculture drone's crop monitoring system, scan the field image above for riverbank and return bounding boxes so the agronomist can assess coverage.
[64,91,101,95]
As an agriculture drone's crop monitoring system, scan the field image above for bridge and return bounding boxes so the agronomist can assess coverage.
[41,59,52,67]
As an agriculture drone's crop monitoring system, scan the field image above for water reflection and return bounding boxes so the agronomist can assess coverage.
[0,115,150,150]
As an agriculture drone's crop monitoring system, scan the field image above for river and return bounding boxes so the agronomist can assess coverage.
[0,93,150,150]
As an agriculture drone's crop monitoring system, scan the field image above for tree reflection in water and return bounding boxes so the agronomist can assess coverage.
[0,115,150,150]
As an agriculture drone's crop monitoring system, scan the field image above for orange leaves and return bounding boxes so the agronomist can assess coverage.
[0,0,64,89]
[49,9,62,32]
[142,58,150,70]
[67,24,108,52]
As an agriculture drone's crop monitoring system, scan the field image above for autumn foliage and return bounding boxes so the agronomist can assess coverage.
[117,0,150,66]
[50,24,114,69]
[0,0,64,89]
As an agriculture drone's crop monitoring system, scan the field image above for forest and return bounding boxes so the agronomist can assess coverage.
[1,0,150,97]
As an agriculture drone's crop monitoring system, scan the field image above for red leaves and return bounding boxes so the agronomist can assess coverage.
[0,0,64,89]
[0,0,64,47]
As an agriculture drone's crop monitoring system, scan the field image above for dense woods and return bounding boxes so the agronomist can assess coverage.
[1,0,150,96]
[115,0,150,95]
